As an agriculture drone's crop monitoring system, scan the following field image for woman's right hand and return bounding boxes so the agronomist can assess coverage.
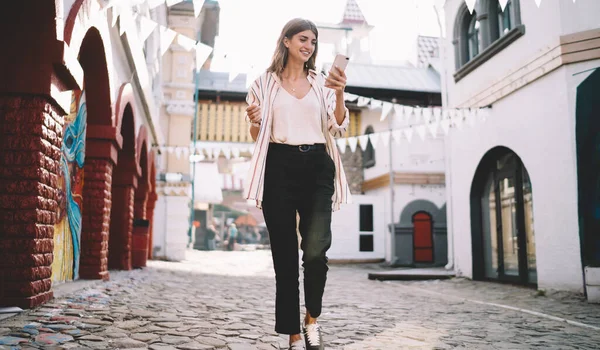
[246,104,262,125]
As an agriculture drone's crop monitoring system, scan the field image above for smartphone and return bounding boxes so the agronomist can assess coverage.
[330,54,350,73]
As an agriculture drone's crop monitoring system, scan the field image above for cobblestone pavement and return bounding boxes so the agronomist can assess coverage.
[2,249,600,349]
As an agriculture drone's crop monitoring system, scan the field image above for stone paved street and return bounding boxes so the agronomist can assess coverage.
[1,249,600,349]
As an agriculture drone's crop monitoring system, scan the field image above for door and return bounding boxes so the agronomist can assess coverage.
[413,212,434,263]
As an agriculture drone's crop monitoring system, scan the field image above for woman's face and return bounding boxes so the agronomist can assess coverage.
[285,29,317,64]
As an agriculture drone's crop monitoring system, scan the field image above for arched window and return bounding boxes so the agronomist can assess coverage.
[467,14,481,61]
[362,126,376,169]
[498,0,513,36]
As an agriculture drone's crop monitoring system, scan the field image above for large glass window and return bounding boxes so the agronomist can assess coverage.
[497,0,513,36]
[467,13,481,61]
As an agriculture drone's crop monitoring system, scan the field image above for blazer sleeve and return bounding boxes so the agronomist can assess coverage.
[325,85,350,138]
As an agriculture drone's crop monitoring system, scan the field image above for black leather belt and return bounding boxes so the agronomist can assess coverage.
[269,143,326,153]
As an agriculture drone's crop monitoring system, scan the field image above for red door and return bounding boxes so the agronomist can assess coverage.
[413,212,434,263]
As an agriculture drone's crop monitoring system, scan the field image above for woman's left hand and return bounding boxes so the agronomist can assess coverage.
[325,66,347,95]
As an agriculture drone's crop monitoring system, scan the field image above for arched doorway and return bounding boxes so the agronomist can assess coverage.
[576,69,600,268]
[413,212,434,263]
[471,147,536,285]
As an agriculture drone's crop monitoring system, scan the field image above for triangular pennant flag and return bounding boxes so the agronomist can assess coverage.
[454,111,464,130]
[433,107,442,120]
[358,135,370,151]
[167,146,174,154]
[441,119,451,135]
[468,108,477,127]
[222,148,231,160]
[380,131,390,147]
[422,108,432,123]
[166,0,184,6]
[380,102,393,121]
[357,96,370,107]
[148,0,166,9]
[138,15,158,43]
[347,137,358,153]
[403,106,414,122]
[479,107,491,121]
[183,147,190,156]
[213,148,221,158]
[175,147,183,159]
[177,34,196,51]
[534,0,542,7]
[119,7,133,36]
[193,0,205,17]
[499,0,509,11]
[160,26,177,56]
[392,130,402,145]
[416,125,427,141]
[413,108,423,123]
[344,93,358,102]
[442,109,449,121]
[393,104,404,120]
[403,128,414,143]
[369,99,382,110]
[195,42,213,71]
[427,121,439,138]
[368,133,380,149]
[337,138,347,154]
[465,0,476,14]
[232,147,240,159]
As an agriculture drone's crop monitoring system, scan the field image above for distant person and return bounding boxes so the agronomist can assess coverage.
[206,224,217,251]
[243,18,351,350]
[227,223,238,251]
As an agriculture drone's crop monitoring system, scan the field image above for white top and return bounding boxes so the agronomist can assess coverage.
[270,88,325,145]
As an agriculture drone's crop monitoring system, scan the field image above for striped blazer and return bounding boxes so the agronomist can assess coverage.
[243,69,352,211]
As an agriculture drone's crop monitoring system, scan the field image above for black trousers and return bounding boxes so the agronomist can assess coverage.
[262,143,335,335]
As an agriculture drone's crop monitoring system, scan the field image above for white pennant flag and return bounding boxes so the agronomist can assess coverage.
[465,0,476,14]
[195,42,213,71]
[441,119,451,135]
[167,146,174,154]
[183,147,190,156]
[344,93,359,102]
[119,7,133,36]
[357,96,370,107]
[368,133,380,149]
[222,148,232,160]
[499,0,509,11]
[166,0,184,6]
[160,26,178,56]
[454,111,464,130]
[433,107,442,121]
[232,147,240,159]
[442,109,450,121]
[138,15,158,43]
[393,104,404,121]
[148,0,166,9]
[380,102,393,121]
[403,128,414,143]
[213,148,221,158]
[175,147,183,159]
[468,108,478,127]
[111,5,120,27]
[416,125,427,141]
[403,106,414,122]
[193,0,205,17]
[413,108,423,123]
[177,34,197,51]
[347,137,358,153]
[369,99,383,110]
[380,131,391,147]
[337,138,347,153]
[534,0,542,7]
[358,135,370,151]
[392,130,402,145]
[427,121,439,138]
[422,108,432,123]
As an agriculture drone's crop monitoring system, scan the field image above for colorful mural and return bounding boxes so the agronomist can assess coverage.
[52,90,87,282]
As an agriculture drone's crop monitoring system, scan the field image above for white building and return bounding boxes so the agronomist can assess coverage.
[442,0,600,298]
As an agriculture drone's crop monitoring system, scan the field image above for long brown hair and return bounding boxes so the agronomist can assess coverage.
[267,18,319,77]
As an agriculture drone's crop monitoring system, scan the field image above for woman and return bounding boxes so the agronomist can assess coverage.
[244,18,351,350]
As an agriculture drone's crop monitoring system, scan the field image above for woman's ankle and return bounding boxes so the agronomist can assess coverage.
[289,333,302,344]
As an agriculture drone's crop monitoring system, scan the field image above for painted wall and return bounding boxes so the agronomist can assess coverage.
[52,90,87,282]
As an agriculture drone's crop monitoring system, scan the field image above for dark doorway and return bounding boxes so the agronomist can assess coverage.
[471,147,536,285]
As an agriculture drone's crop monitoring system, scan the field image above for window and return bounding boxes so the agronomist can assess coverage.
[453,0,524,81]
[359,234,374,252]
[359,204,374,232]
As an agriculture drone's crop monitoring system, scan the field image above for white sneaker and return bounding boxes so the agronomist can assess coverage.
[303,322,324,350]
[290,339,305,350]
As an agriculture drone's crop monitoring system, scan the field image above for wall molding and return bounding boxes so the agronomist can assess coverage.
[362,172,446,192]
[458,28,600,108]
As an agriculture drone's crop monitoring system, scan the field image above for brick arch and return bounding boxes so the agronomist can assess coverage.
[108,100,139,271]
[75,23,117,281]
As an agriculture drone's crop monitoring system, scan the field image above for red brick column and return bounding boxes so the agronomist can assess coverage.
[0,95,63,308]
[134,184,148,219]
[79,159,113,280]
[146,192,158,259]
[108,163,136,271]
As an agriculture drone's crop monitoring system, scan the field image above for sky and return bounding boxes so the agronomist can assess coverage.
[210,0,444,74]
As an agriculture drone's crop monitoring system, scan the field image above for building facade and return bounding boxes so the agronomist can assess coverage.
[442,0,600,296]
[0,0,168,308]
